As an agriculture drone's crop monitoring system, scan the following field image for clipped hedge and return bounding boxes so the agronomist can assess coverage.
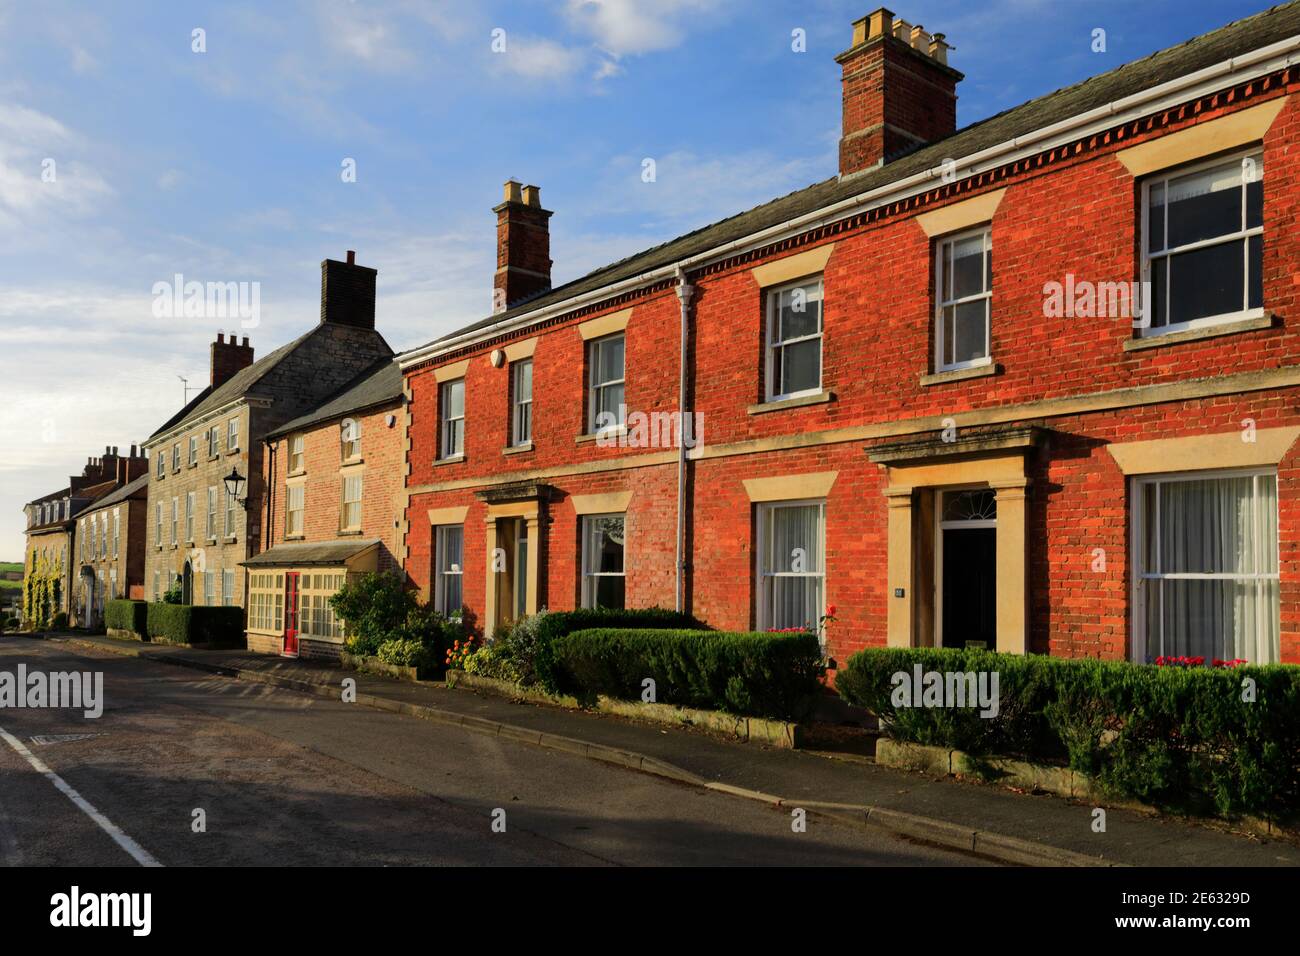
[524,607,703,693]
[146,602,245,648]
[837,647,1300,820]
[105,599,148,638]
[552,628,825,719]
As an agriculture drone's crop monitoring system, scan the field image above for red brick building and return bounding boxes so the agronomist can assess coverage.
[399,5,1300,667]
[246,358,405,659]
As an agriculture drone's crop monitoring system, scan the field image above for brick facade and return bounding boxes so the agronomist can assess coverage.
[401,9,1300,668]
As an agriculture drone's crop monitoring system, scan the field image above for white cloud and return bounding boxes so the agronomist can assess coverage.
[492,35,586,81]
[0,104,113,228]
[564,0,726,57]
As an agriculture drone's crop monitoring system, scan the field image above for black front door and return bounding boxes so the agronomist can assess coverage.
[942,527,997,649]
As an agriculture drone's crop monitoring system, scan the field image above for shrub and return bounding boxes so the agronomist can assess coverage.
[50,612,69,630]
[836,647,1300,820]
[331,572,462,673]
[105,599,148,637]
[376,637,437,670]
[462,642,521,683]
[496,607,703,693]
[146,602,245,647]
[161,580,183,605]
[552,628,825,719]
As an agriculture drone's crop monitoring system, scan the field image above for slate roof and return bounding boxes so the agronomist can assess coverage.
[265,358,403,441]
[24,479,121,534]
[418,1,1300,353]
[78,473,149,513]
[242,538,381,568]
[148,328,317,440]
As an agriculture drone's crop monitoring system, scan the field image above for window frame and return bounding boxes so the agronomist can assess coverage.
[433,524,464,615]
[755,498,826,636]
[439,378,465,460]
[288,434,305,473]
[171,444,180,473]
[206,486,218,540]
[934,225,993,373]
[764,276,825,402]
[1138,147,1265,338]
[510,359,533,447]
[285,483,305,537]
[188,435,199,466]
[586,333,626,435]
[208,426,220,457]
[1130,466,1280,664]
[341,420,362,461]
[228,417,240,452]
[580,513,627,610]
[340,474,363,532]
[184,491,195,543]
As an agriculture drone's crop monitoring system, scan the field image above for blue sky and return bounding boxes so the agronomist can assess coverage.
[0,0,1275,559]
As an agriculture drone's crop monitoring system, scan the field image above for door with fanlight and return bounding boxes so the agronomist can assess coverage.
[937,487,997,650]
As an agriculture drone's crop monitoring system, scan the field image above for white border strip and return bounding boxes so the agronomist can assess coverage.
[0,725,162,867]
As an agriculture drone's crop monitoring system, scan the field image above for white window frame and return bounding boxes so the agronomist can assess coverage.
[156,452,165,479]
[206,486,218,539]
[155,503,163,547]
[587,333,626,434]
[170,497,178,546]
[208,426,219,457]
[224,488,237,539]
[1130,467,1280,664]
[340,474,363,531]
[112,509,119,557]
[228,417,240,451]
[1139,148,1265,338]
[510,359,533,447]
[286,483,305,537]
[288,434,305,473]
[581,513,626,610]
[185,491,195,543]
[934,226,993,373]
[434,524,464,614]
[171,444,180,472]
[440,379,465,460]
[341,420,361,461]
[188,435,199,466]
[222,569,235,607]
[764,276,824,402]
[755,498,826,636]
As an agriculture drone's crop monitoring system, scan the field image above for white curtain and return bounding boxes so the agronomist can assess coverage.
[1148,474,1278,662]
[767,504,823,631]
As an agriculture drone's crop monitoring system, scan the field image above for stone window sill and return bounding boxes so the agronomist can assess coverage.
[285,535,306,542]
[223,536,237,544]
[1122,312,1275,351]
[337,529,363,537]
[747,390,835,415]
[503,442,534,456]
[919,363,1000,387]
[576,426,627,445]
[434,455,465,467]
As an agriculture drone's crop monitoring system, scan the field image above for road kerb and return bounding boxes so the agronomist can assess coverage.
[39,635,1116,867]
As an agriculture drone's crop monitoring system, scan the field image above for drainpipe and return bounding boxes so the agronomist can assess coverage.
[674,265,694,614]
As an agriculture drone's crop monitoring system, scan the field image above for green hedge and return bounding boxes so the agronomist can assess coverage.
[836,647,1300,820]
[524,607,703,693]
[105,599,149,637]
[146,602,245,647]
[552,628,825,719]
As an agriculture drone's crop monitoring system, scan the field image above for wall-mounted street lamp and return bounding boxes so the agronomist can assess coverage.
[223,467,249,510]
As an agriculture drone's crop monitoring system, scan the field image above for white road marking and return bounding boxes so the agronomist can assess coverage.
[0,724,162,867]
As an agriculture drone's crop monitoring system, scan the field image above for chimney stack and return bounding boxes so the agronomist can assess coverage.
[836,8,963,177]
[211,331,255,389]
[320,251,377,330]
[493,180,553,313]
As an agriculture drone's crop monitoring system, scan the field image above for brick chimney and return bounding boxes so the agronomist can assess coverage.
[836,8,963,177]
[211,332,255,389]
[493,180,552,313]
[320,250,377,329]
[117,444,148,485]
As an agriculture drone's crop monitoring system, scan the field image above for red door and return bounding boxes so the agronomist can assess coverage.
[283,572,300,657]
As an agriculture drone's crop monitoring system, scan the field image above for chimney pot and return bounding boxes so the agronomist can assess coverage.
[837,8,963,177]
[346,249,355,265]
[241,336,249,347]
[493,180,553,312]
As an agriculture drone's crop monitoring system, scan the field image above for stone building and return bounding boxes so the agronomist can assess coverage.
[21,446,148,626]
[141,253,393,616]
[73,470,150,627]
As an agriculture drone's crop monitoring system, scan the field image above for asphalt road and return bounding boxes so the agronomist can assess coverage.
[0,639,985,867]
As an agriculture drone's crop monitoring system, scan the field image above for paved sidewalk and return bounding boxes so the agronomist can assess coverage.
[28,631,1300,867]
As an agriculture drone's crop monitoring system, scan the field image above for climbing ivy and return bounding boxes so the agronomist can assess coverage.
[21,549,63,630]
